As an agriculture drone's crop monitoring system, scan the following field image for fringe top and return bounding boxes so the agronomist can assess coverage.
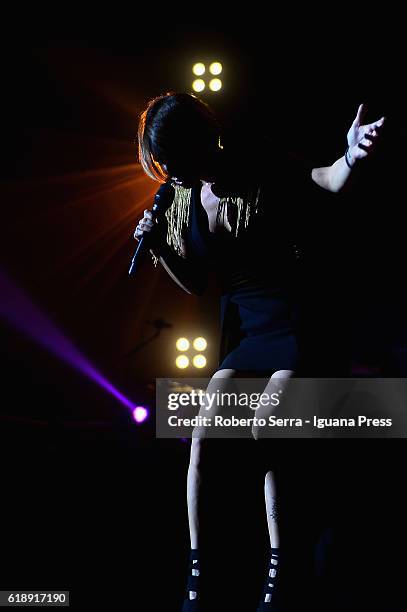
[162,182,261,260]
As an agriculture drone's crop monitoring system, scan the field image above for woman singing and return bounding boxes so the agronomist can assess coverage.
[135,92,384,610]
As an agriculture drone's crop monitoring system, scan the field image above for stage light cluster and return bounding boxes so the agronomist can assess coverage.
[191,62,223,93]
[175,336,208,369]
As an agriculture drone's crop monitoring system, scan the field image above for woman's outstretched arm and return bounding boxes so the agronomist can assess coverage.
[311,104,385,193]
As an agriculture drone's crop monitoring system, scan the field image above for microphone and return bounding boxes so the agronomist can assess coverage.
[128,182,174,276]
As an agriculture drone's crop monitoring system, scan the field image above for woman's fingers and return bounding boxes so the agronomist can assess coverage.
[365,129,378,140]
[355,103,367,125]
[357,140,373,154]
[354,137,376,157]
[373,116,385,129]
[135,222,152,233]
[361,136,375,147]
[133,208,156,240]
[365,117,385,132]
[134,220,154,239]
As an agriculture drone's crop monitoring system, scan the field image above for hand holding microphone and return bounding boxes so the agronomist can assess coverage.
[133,209,155,241]
[129,182,174,276]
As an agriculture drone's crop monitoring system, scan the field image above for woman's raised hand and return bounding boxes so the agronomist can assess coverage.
[346,103,385,164]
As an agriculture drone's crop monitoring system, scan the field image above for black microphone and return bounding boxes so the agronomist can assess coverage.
[128,182,174,276]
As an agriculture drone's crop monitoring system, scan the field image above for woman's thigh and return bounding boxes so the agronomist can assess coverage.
[192,367,298,472]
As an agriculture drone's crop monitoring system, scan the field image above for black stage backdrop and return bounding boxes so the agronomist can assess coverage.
[1,19,406,611]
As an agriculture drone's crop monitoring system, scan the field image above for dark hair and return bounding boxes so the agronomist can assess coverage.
[138,92,221,182]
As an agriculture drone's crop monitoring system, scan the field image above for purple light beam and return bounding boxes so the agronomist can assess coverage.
[0,267,137,412]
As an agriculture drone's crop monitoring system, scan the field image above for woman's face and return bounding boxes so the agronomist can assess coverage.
[160,141,221,187]
[162,160,205,188]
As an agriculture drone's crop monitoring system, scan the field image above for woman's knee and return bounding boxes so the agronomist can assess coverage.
[271,369,294,380]
[265,470,277,491]
[211,368,236,379]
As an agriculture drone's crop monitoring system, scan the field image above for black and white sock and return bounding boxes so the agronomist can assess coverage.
[257,547,280,609]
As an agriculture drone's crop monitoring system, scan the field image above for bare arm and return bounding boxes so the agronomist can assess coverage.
[311,155,352,193]
[311,104,385,193]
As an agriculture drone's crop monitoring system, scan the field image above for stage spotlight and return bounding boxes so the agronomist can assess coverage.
[192,79,205,92]
[193,337,207,351]
[133,406,149,423]
[209,62,222,75]
[193,354,207,368]
[176,337,190,351]
[176,355,190,369]
[209,78,222,92]
[192,63,205,76]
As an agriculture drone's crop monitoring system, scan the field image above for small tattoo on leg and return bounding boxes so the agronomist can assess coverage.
[270,498,278,522]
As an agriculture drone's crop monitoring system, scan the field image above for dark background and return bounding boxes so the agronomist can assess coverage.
[1,17,406,610]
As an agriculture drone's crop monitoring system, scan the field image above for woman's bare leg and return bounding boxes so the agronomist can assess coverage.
[189,367,290,548]
[256,370,293,606]
[185,368,236,602]
[186,368,291,603]
[252,369,294,439]
[187,437,202,551]
[259,468,281,605]
[264,470,280,549]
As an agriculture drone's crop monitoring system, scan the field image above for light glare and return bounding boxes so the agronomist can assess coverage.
[192,63,206,76]
[193,337,207,351]
[176,337,190,351]
[192,79,205,92]
[176,355,190,369]
[133,406,148,423]
[209,62,222,75]
[193,355,207,368]
[209,79,222,92]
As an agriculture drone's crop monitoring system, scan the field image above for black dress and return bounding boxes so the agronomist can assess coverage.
[185,168,306,376]
[153,143,344,376]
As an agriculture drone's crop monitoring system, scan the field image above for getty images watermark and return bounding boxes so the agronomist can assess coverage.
[155,378,407,438]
